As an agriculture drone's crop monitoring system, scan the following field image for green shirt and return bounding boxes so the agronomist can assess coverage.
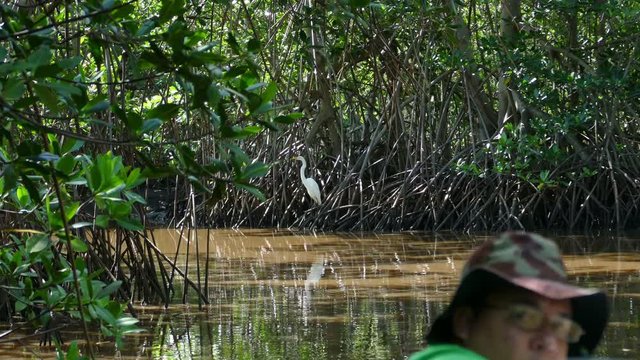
[409,344,488,360]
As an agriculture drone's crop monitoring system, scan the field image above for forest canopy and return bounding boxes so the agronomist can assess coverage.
[1,0,640,237]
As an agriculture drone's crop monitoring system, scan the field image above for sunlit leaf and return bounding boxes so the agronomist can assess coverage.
[26,234,50,253]
[16,186,30,206]
[33,152,59,162]
[71,222,93,229]
[125,168,145,188]
[262,82,278,102]
[64,202,80,222]
[115,316,140,327]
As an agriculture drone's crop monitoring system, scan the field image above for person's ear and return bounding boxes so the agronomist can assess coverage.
[452,307,474,342]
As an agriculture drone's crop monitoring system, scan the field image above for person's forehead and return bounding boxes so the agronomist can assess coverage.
[487,286,572,310]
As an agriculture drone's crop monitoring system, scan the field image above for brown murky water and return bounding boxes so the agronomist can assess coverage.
[0,230,638,359]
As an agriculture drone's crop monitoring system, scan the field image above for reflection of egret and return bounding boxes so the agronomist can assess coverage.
[295,156,322,205]
[304,256,325,291]
[302,256,325,320]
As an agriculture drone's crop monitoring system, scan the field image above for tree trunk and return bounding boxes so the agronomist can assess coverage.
[444,0,497,141]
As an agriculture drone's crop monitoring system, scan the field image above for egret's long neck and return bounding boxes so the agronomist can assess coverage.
[299,159,307,180]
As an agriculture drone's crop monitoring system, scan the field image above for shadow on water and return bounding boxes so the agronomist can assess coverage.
[0,230,637,359]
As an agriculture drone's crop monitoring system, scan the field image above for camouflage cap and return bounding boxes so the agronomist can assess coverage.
[427,232,609,356]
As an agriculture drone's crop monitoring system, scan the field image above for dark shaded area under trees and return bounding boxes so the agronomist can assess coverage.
[191,0,640,232]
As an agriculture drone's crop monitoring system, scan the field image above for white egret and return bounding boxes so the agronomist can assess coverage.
[295,155,322,205]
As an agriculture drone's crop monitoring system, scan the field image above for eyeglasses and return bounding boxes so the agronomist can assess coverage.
[484,303,585,343]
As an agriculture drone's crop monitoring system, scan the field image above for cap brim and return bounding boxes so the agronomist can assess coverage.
[509,276,600,300]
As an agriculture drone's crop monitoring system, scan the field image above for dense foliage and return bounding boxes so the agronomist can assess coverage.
[0,0,287,355]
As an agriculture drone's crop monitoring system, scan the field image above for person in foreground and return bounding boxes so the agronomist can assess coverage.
[410,232,609,360]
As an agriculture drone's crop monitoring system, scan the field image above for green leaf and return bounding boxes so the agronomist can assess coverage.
[61,138,84,154]
[207,84,220,106]
[70,237,88,253]
[124,190,145,204]
[122,110,144,133]
[49,82,83,97]
[15,299,27,313]
[210,180,227,202]
[57,56,83,70]
[247,38,261,52]
[240,125,262,135]
[64,202,80,222]
[350,0,371,7]
[81,97,110,113]
[101,0,115,10]
[56,154,77,175]
[27,46,52,69]
[227,32,240,53]
[116,316,140,327]
[97,280,122,298]
[46,197,63,231]
[159,0,185,23]
[262,82,278,103]
[141,118,162,134]
[65,341,81,360]
[146,103,180,121]
[274,112,304,124]
[95,215,109,228]
[241,162,270,179]
[251,101,272,115]
[95,305,118,325]
[16,186,30,206]
[33,83,60,113]
[256,120,280,131]
[33,152,59,162]
[187,175,212,194]
[71,222,93,229]
[21,175,41,204]
[225,65,248,79]
[2,165,17,192]
[125,168,145,188]
[115,218,143,231]
[235,183,266,202]
[26,234,50,253]
[2,78,25,100]
[136,19,157,37]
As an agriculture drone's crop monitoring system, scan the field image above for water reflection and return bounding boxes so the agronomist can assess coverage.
[0,230,638,359]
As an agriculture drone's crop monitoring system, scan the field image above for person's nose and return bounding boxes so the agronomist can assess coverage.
[529,330,566,357]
